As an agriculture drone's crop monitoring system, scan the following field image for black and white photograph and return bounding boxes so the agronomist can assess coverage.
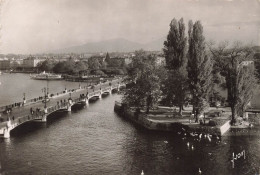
[0,0,260,174]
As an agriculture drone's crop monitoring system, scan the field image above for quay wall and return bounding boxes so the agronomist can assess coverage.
[114,102,230,136]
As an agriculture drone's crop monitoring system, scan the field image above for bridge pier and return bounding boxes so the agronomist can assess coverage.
[86,94,89,105]
[67,105,72,112]
[3,120,12,138]
[66,99,73,112]
[3,128,10,138]
[40,108,48,122]
[41,114,47,122]
[84,98,89,105]
[97,91,102,99]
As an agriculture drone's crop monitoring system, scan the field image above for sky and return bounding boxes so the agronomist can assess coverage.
[0,0,259,54]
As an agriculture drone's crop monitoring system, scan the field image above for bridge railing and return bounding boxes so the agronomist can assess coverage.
[102,86,111,91]
[0,86,81,113]
[46,101,69,114]
[0,79,123,114]
[0,109,46,128]
[88,90,101,97]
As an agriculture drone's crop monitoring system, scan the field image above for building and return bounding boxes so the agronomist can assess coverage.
[10,59,23,69]
[240,60,254,66]
[124,57,132,65]
[0,59,11,70]
[155,56,165,66]
[22,56,42,68]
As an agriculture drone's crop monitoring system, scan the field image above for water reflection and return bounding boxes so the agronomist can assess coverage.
[0,74,260,175]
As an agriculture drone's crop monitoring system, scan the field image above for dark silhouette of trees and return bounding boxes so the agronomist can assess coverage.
[163,18,188,114]
[88,57,102,70]
[254,52,260,80]
[187,20,213,122]
[37,59,56,72]
[123,50,161,114]
[73,61,88,74]
[209,42,257,124]
[53,61,75,74]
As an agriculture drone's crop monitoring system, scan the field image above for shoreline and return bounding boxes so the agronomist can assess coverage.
[114,102,231,136]
[114,102,260,137]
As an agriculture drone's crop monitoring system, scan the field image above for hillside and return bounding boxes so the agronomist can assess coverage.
[51,38,165,54]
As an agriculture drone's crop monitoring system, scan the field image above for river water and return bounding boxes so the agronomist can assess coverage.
[0,73,260,175]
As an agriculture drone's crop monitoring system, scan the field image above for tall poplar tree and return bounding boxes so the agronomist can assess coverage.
[187,21,213,122]
[209,42,257,124]
[163,18,188,114]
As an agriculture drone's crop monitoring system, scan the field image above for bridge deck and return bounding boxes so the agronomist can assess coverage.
[0,79,123,132]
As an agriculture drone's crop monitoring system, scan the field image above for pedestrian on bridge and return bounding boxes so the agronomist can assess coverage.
[30,108,34,115]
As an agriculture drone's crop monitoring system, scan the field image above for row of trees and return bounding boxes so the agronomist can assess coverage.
[37,53,127,75]
[123,18,257,124]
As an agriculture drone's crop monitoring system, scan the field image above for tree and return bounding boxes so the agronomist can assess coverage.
[123,50,161,114]
[187,21,213,122]
[73,61,88,75]
[236,62,256,118]
[104,52,111,65]
[254,52,260,80]
[37,59,56,72]
[53,60,75,74]
[209,42,257,124]
[101,60,107,69]
[88,57,102,70]
[163,18,188,114]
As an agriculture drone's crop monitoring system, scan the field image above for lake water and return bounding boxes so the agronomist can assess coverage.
[0,73,260,175]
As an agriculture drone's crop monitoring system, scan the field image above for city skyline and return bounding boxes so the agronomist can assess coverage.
[0,0,259,54]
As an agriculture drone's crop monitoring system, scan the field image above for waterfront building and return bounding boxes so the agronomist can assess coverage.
[10,59,23,69]
[22,56,42,68]
[0,59,11,70]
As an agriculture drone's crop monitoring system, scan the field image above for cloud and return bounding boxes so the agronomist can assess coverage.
[0,0,259,54]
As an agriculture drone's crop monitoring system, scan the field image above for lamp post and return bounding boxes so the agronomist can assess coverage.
[42,87,47,108]
[23,93,26,105]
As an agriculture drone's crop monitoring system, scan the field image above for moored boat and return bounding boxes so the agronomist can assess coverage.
[30,71,62,80]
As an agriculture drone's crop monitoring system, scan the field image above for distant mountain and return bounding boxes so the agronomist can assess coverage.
[144,37,165,51]
[51,38,165,54]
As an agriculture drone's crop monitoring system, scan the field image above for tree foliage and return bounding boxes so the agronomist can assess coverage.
[88,57,102,70]
[209,42,257,123]
[254,52,260,80]
[37,59,56,72]
[52,59,88,74]
[187,20,213,122]
[53,61,75,74]
[163,18,188,114]
[123,50,161,113]
[164,18,187,69]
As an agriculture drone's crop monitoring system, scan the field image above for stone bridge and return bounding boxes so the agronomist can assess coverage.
[0,79,125,138]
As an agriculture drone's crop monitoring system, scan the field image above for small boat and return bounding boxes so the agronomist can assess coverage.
[30,71,62,80]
